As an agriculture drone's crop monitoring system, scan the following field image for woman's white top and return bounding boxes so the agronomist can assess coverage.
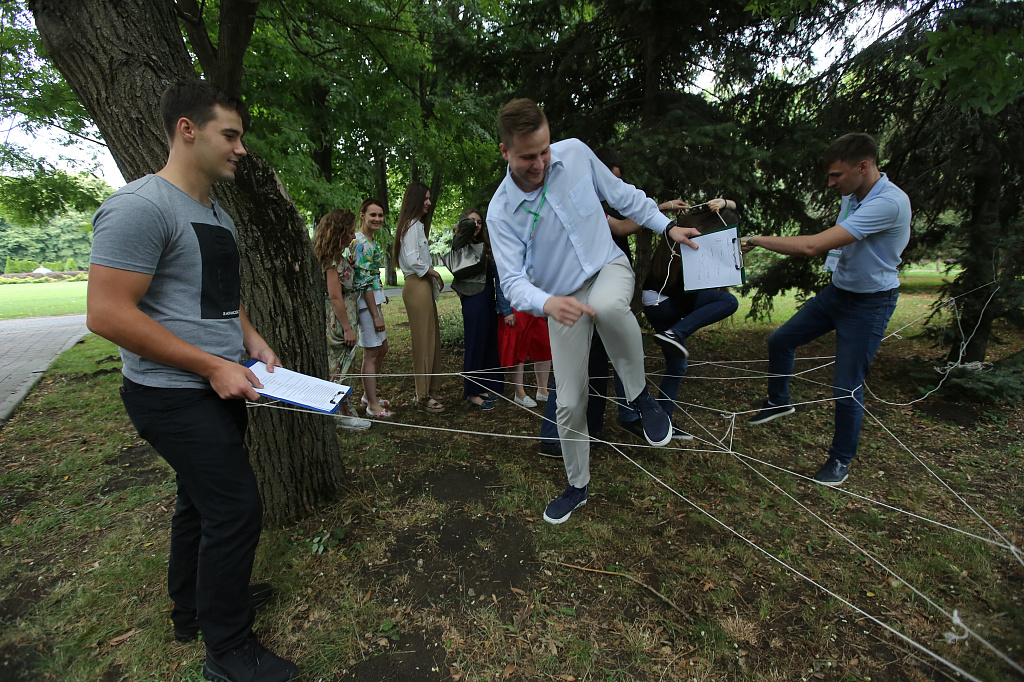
[398,219,431,277]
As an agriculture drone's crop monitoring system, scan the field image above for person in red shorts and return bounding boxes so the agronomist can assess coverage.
[495,269,551,408]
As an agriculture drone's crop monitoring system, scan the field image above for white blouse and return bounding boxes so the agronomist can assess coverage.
[398,219,431,277]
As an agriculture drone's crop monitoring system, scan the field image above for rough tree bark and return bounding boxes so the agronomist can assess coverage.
[30,0,344,524]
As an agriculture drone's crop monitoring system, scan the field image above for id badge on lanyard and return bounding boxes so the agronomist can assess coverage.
[824,199,854,272]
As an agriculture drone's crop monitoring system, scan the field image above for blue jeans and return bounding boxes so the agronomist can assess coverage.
[624,289,738,420]
[767,284,898,465]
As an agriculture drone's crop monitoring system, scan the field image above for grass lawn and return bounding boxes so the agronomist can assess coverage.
[0,281,89,319]
[1,271,1020,681]
[0,262,956,321]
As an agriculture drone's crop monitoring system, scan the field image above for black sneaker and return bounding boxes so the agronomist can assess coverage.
[653,330,689,360]
[203,636,298,682]
[671,426,694,440]
[617,417,645,440]
[813,458,850,486]
[539,441,562,459]
[747,400,796,425]
[626,388,672,447]
[543,485,588,525]
[175,583,275,643]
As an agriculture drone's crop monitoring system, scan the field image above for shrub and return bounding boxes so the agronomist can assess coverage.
[4,258,41,274]
[438,304,465,347]
[65,257,77,271]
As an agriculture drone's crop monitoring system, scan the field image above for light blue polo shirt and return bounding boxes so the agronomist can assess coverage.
[833,173,911,293]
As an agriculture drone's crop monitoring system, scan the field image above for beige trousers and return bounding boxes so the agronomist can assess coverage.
[548,256,647,488]
[402,274,444,400]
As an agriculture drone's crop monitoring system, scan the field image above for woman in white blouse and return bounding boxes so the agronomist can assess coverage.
[393,182,446,412]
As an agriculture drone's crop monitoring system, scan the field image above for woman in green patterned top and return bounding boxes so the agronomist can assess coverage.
[353,198,393,418]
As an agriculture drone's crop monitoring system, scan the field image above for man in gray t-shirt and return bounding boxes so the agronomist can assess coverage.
[88,80,297,682]
[743,133,910,488]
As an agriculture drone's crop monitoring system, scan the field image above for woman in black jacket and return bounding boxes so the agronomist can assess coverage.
[450,208,503,409]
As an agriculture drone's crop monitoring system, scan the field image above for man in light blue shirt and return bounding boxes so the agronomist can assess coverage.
[487,98,701,524]
[744,133,911,486]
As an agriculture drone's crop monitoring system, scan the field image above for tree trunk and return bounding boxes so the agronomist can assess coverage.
[947,122,1001,364]
[31,0,344,525]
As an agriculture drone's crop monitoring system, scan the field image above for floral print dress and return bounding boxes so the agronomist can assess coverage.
[326,241,359,383]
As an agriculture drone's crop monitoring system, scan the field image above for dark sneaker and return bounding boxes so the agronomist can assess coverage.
[747,400,795,425]
[813,458,850,486]
[627,388,672,447]
[203,636,298,682]
[539,441,562,459]
[671,426,694,440]
[617,417,645,440]
[543,485,588,525]
[175,583,275,643]
[653,330,689,360]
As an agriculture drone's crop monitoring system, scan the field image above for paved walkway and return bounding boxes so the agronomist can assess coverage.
[0,315,89,426]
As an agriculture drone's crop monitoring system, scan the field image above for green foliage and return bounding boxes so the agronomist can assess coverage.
[0,170,110,225]
[4,257,39,273]
[939,364,1024,405]
[438,303,465,347]
[65,257,76,270]
[0,209,95,269]
[918,20,1024,115]
[309,527,346,555]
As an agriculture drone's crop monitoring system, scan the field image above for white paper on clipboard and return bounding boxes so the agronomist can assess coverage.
[679,226,744,290]
[244,360,350,414]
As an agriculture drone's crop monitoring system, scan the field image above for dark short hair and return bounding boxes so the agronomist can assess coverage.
[821,133,878,168]
[497,98,548,147]
[594,147,623,175]
[159,79,245,143]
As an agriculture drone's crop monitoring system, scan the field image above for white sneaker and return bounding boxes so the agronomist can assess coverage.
[336,415,372,430]
[514,394,538,408]
[535,391,549,403]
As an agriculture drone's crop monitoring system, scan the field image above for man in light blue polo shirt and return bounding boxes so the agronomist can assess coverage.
[744,133,911,486]
[487,98,702,524]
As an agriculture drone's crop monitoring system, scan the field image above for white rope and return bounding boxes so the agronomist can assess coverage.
[292,281,1017,676]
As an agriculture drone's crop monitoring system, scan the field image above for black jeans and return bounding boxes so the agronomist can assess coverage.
[121,378,262,655]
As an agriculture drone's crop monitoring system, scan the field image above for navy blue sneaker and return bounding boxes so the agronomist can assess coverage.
[653,330,689,360]
[617,417,645,440]
[539,441,562,459]
[543,485,588,524]
[747,400,795,425]
[813,458,849,486]
[627,388,672,447]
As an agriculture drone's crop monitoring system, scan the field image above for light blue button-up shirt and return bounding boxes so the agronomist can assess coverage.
[487,138,672,316]
[834,173,911,293]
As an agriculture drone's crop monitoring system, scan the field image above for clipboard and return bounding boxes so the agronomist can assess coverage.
[243,360,350,414]
[678,223,745,291]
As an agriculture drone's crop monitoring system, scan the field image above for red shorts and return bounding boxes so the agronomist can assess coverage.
[498,310,552,366]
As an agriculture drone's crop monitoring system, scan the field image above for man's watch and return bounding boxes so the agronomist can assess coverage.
[665,220,677,233]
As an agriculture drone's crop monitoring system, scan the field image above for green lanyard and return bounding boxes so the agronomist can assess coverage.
[522,184,548,261]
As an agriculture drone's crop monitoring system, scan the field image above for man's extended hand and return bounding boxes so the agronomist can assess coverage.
[667,224,701,250]
[208,359,264,401]
[543,296,596,327]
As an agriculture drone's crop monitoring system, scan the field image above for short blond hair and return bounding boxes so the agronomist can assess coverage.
[497,98,548,147]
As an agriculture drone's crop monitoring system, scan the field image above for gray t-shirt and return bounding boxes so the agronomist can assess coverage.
[90,175,244,389]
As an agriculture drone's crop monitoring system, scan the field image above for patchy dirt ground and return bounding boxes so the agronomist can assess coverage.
[1,305,1022,681]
